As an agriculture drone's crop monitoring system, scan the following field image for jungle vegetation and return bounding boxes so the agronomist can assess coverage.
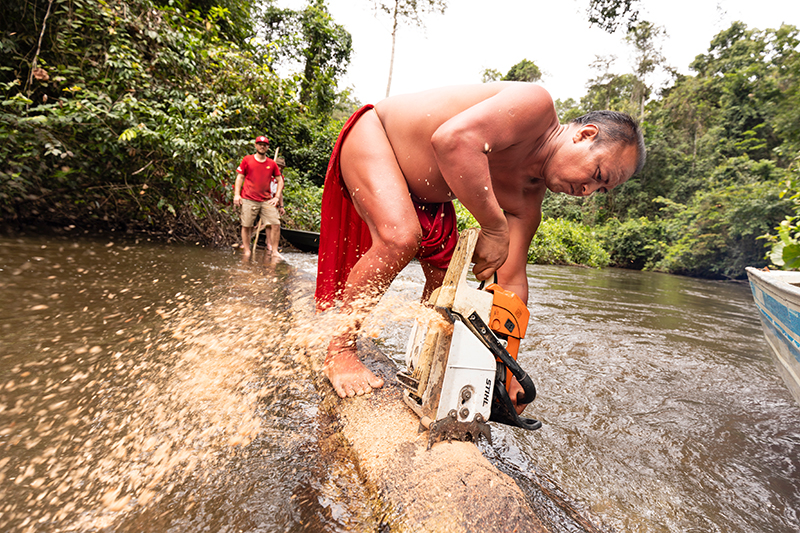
[2,0,799,279]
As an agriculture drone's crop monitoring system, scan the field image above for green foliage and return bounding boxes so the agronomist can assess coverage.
[528,218,610,268]
[482,59,542,84]
[597,217,668,269]
[554,97,584,122]
[651,182,790,278]
[2,0,281,233]
[282,169,323,231]
[0,0,350,243]
[762,163,800,269]
[453,200,478,231]
[584,20,800,279]
[582,55,638,116]
[256,0,352,114]
[153,0,255,46]
[541,190,588,223]
[587,0,641,33]
[481,68,503,84]
[765,219,800,269]
[625,21,666,119]
[298,0,353,114]
[286,115,345,187]
[771,25,800,157]
[502,59,542,83]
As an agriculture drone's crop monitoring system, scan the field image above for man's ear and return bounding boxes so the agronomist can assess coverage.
[573,124,599,143]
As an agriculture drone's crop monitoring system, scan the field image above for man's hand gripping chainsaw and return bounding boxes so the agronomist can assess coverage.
[397,228,542,449]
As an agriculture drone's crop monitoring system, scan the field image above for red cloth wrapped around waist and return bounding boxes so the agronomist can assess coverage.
[314,105,458,310]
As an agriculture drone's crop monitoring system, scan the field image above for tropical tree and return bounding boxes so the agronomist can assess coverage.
[481,59,543,84]
[581,55,637,114]
[0,0,350,241]
[625,21,667,119]
[298,0,352,114]
[154,0,255,46]
[257,0,352,115]
[502,59,543,83]
[587,0,641,33]
[371,0,447,96]
[481,68,503,83]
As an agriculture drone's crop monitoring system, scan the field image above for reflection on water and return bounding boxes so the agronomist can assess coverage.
[1,231,799,533]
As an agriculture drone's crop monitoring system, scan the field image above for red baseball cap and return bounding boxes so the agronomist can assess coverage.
[254,136,270,144]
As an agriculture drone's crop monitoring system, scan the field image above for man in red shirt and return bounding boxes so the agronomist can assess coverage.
[234,136,284,260]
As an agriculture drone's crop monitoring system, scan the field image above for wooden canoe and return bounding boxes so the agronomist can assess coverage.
[281,228,320,253]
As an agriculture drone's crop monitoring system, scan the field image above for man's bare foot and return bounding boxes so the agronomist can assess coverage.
[324,342,384,398]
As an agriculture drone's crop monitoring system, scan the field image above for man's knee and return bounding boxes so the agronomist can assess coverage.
[373,224,421,255]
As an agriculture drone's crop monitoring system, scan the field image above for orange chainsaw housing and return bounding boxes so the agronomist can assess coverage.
[484,283,530,392]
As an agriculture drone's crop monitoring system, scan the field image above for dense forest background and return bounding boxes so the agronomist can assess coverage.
[2,0,799,279]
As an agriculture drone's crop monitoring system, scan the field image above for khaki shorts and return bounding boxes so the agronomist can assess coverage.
[241,198,280,227]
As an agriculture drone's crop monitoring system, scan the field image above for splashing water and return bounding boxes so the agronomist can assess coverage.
[0,233,417,532]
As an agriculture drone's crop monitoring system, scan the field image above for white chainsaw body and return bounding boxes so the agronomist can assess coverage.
[397,229,501,444]
[433,319,495,422]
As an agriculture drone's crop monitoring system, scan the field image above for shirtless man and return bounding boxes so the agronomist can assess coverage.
[315,82,645,401]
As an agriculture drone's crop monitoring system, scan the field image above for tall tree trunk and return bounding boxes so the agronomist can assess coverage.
[386,0,399,97]
[26,0,54,93]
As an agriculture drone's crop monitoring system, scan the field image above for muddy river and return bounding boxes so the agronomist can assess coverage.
[1,229,798,532]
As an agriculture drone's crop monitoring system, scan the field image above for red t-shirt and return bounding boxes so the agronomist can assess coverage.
[236,155,282,202]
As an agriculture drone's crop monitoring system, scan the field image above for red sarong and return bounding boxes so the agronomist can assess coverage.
[314,105,458,310]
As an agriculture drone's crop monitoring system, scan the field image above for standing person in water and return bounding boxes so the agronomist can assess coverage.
[233,135,284,261]
[315,82,646,406]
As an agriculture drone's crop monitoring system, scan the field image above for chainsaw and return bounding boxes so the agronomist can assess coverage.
[397,228,542,448]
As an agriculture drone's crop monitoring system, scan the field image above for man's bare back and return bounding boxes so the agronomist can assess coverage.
[319,82,644,399]
[375,83,556,206]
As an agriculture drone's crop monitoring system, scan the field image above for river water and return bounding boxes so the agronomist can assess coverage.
[1,230,798,533]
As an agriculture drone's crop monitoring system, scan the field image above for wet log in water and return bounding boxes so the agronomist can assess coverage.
[318,338,549,533]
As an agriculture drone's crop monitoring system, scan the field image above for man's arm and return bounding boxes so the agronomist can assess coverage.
[497,204,543,415]
[233,172,245,206]
[430,84,558,281]
[496,205,542,304]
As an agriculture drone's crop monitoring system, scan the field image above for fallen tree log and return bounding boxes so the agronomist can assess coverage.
[317,338,549,533]
[283,261,605,533]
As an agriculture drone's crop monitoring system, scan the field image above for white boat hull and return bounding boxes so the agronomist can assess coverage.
[746,267,800,406]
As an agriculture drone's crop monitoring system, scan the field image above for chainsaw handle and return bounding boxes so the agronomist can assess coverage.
[463,311,536,405]
[514,371,537,406]
[477,272,498,290]
[492,340,536,405]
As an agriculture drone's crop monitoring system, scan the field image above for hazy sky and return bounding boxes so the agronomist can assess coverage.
[278,0,799,105]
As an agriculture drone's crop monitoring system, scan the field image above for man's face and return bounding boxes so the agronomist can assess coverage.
[545,126,638,197]
[255,142,269,154]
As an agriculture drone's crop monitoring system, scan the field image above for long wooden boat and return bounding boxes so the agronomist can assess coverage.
[280,228,319,253]
[746,267,800,405]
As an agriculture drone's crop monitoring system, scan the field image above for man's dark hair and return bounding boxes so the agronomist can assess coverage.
[571,110,646,175]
